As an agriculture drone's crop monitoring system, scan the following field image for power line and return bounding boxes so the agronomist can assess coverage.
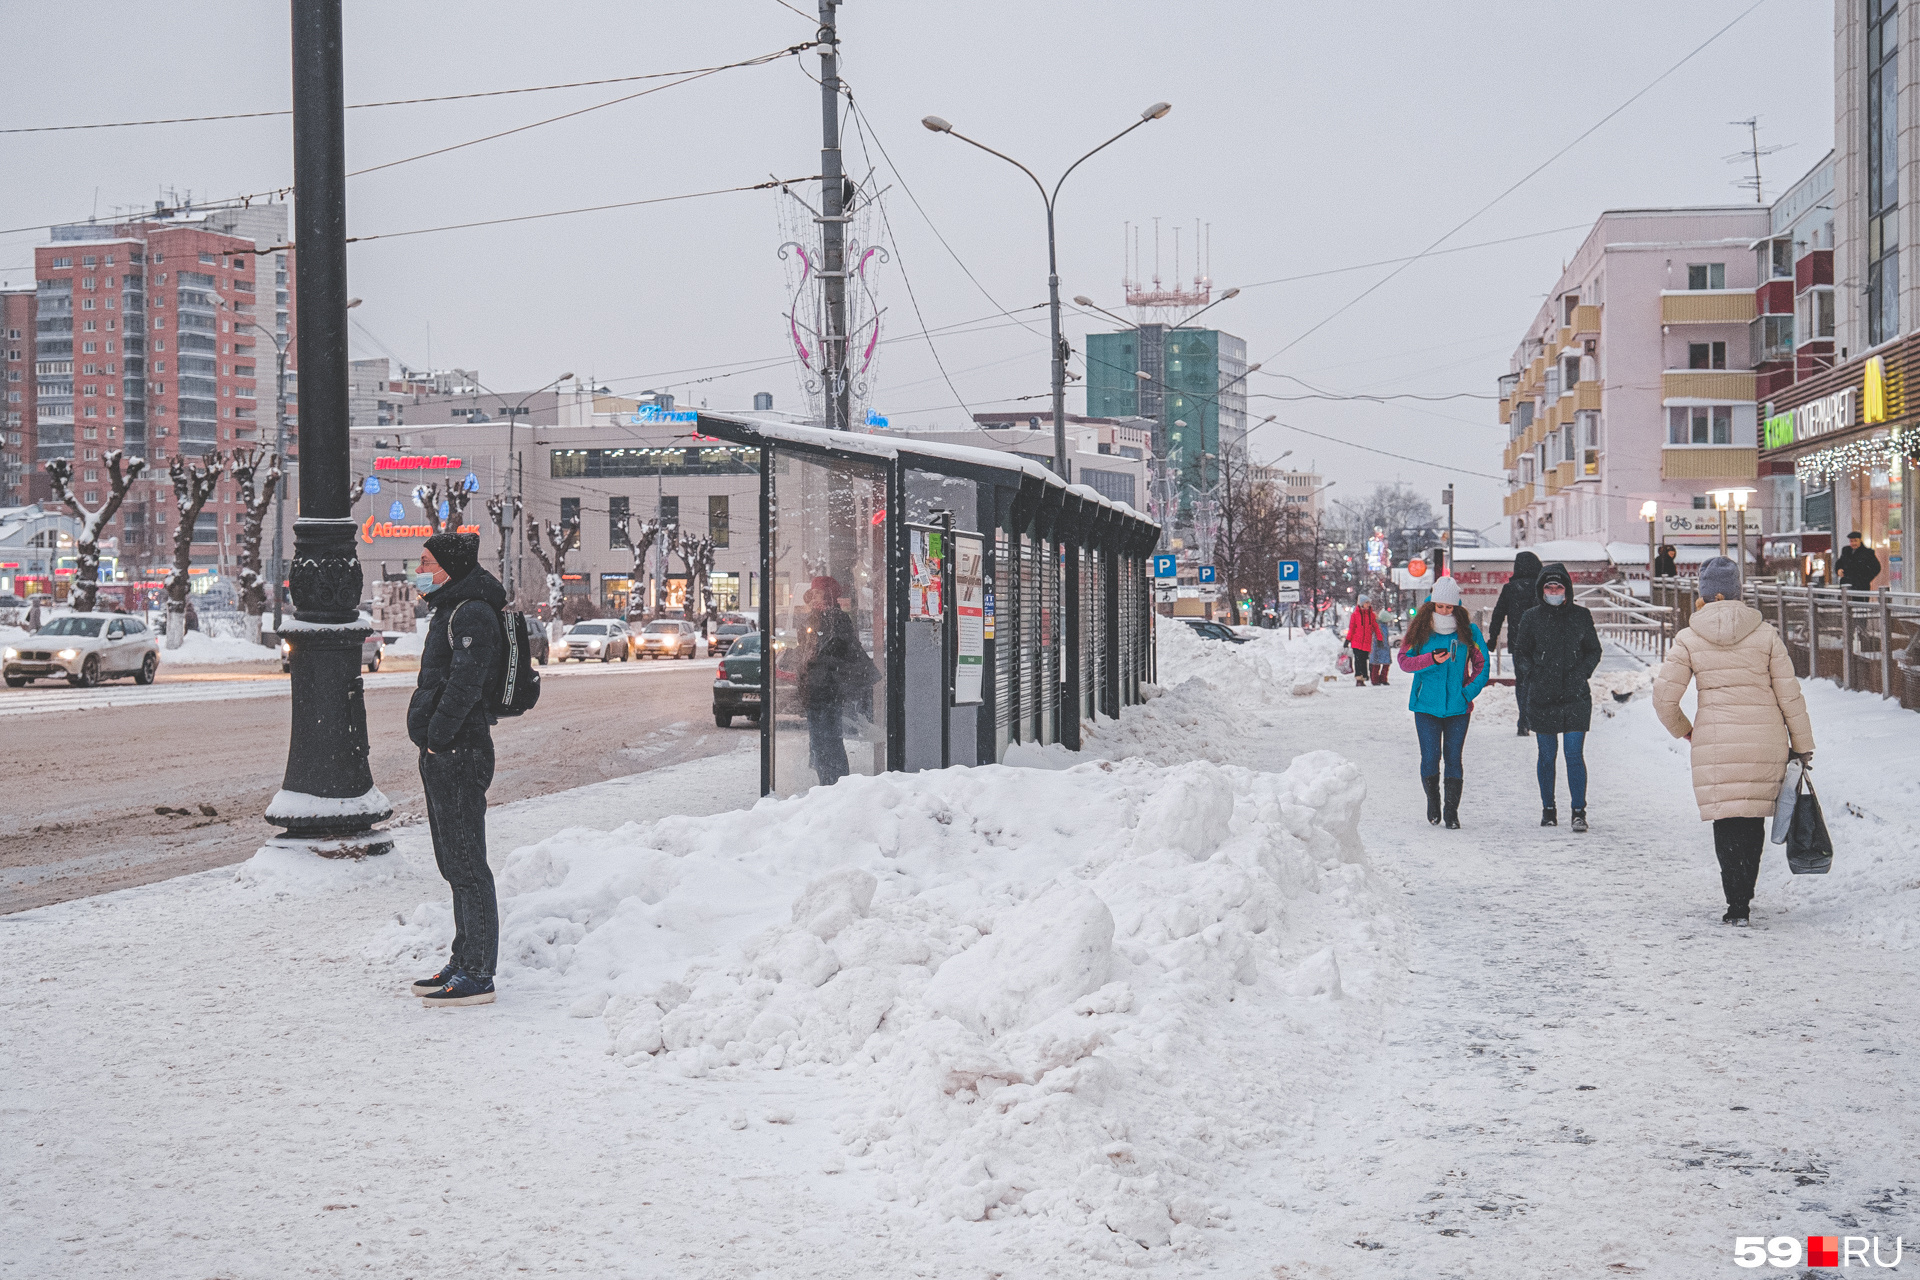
[1247,418,1505,480]
[1254,0,1772,367]
[343,177,813,244]
[1234,224,1592,292]
[0,47,817,135]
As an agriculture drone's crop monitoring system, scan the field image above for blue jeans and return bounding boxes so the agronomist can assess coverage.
[1414,711,1470,780]
[1536,731,1587,808]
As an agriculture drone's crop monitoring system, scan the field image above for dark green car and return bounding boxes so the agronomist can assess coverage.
[712,631,764,728]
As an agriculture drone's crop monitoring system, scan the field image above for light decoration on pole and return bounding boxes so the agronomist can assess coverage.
[775,175,887,431]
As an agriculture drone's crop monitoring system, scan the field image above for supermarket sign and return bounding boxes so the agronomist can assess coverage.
[373,454,463,471]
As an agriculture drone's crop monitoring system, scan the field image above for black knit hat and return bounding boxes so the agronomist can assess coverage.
[422,530,480,581]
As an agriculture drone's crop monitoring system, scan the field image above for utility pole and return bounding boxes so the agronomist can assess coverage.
[817,0,851,432]
[268,0,391,858]
[1442,485,1454,577]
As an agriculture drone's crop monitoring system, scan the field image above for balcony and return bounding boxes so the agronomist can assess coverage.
[1662,370,1756,402]
[1553,459,1578,490]
[1570,304,1602,338]
[1659,446,1758,480]
[1575,381,1603,412]
[1499,397,1512,424]
[1660,291,1756,325]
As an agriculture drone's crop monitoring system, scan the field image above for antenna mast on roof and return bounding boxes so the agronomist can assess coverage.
[1725,116,1786,204]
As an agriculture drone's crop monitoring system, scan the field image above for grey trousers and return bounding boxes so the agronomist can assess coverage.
[421,738,498,976]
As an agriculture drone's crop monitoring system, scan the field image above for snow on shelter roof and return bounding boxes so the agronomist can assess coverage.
[694,413,1158,531]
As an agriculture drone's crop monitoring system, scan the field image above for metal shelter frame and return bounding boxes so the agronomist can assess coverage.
[696,413,1162,796]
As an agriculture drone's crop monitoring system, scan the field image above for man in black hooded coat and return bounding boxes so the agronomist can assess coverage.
[1511,563,1603,828]
[1487,549,1542,735]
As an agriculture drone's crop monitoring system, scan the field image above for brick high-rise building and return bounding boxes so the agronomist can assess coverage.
[35,202,296,585]
[1,288,34,506]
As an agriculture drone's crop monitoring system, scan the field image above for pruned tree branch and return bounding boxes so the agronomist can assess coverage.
[45,450,148,612]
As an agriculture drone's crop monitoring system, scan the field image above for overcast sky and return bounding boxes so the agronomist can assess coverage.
[0,1,1832,537]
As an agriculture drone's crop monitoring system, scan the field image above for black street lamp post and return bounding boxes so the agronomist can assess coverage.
[264,0,392,857]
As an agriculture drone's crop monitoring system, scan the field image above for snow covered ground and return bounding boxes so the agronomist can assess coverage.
[5,622,1917,1276]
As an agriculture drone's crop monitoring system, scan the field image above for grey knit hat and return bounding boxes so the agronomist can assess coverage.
[1697,556,1739,603]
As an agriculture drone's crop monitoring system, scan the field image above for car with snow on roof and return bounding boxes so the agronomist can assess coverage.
[4,612,161,687]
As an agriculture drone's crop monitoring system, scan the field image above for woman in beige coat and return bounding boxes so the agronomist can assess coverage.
[1652,557,1815,925]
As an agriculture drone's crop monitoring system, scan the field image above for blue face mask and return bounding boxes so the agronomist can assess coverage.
[414,571,437,594]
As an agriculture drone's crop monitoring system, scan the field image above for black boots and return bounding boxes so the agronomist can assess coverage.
[1422,775,1442,826]
[1541,806,1558,827]
[1571,808,1588,833]
[1442,778,1463,830]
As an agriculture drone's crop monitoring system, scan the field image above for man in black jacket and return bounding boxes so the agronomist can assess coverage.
[1653,544,1677,578]
[1836,531,1881,593]
[1487,549,1542,736]
[1511,563,1603,831]
[406,531,507,1008]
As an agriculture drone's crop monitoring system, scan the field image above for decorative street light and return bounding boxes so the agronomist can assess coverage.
[923,102,1171,481]
[265,0,391,858]
[1641,499,1660,584]
[1707,487,1757,589]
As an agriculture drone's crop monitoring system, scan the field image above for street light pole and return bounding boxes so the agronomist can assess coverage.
[924,102,1171,479]
[267,0,391,857]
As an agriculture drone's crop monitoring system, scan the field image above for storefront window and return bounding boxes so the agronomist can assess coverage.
[768,451,889,795]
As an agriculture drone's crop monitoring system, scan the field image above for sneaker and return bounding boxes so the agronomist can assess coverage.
[1722,908,1751,926]
[420,971,496,1007]
[1541,806,1557,827]
[410,963,459,996]
[1570,809,1588,833]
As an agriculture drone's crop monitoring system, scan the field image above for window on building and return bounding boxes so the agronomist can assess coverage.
[1562,355,1581,388]
[1686,263,1726,290]
[1869,0,1900,344]
[559,497,581,548]
[199,253,215,265]
[659,494,679,528]
[709,494,729,548]
[1750,314,1795,363]
[81,256,96,268]
[1688,341,1728,370]
[1667,405,1734,445]
[608,495,630,547]
[1562,294,1580,325]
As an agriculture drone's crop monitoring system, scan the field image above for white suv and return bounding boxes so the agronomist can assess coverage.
[4,613,161,687]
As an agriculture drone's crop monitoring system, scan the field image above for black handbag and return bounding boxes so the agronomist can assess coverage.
[1785,766,1833,875]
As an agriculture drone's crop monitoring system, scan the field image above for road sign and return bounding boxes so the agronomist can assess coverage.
[1152,553,1177,579]
[1153,582,1177,603]
[1408,557,1428,578]
[1276,584,1301,604]
[1277,560,1300,582]
[1198,564,1216,584]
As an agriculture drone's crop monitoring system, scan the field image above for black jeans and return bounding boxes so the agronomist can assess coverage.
[421,738,498,976]
[1712,816,1765,911]
[807,700,849,786]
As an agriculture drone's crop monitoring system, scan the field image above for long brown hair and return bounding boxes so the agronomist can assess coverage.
[1402,601,1464,651]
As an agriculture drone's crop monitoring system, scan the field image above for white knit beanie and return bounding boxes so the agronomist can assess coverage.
[1430,576,1463,607]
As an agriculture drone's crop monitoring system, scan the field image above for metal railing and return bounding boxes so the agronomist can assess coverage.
[1745,580,1920,710]
[1575,583,1675,660]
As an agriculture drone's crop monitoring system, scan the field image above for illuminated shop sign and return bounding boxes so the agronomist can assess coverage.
[372,455,463,471]
[360,517,481,542]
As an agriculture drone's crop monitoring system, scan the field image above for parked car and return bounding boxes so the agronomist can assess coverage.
[4,613,161,687]
[279,614,384,673]
[0,594,27,626]
[638,618,700,659]
[1182,618,1251,645]
[710,621,755,656]
[558,620,633,662]
[712,631,763,727]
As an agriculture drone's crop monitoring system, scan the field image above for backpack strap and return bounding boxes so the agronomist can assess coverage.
[445,599,468,647]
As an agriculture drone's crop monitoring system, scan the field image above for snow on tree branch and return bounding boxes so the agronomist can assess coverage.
[44,450,149,612]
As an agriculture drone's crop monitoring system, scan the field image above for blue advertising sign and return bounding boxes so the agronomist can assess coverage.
[364,476,381,494]
[1277,560,1301,582]
[1197,565,1216,584]
[388,500,405,521]
[1152,553,1177,579]
[463,473,479,492]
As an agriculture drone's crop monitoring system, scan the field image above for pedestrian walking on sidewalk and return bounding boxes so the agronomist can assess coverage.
[1369,621,1393,686]
[1487,549,1542,736]
[1345,595,1386,689]
[406,531,508,1006]
[1510,563,1603,832]
[1651,556,1815,926]
[1836,531,1881,594]
[1398,576,1490,829]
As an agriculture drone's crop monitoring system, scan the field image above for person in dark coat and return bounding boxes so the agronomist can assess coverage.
[1653,545,1677,578]
[1487,549,1542,736]
[1510,563,1603,831]
[406,531,508,1008]
[798,576,874,787]
[1835,531,1881,593]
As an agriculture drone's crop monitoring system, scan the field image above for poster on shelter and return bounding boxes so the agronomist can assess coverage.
[909,529,944,620]
[954,533,984,705]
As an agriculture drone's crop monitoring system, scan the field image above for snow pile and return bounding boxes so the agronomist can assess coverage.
[379,750,1394,1255]
[161,629,279,665]
[382,619,428,657]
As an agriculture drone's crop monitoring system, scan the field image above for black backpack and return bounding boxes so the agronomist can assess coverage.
[448,602,541,717]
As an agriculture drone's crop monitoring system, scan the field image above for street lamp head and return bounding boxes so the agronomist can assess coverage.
[1134,370,1151,380]
[346,297,362,310]
[921,115,953,134]
[1640,500,1659,521]
[1245,361,1261,374]
[1072,295,1094,307]
[559,371,575,381]
[1220,287,1241,301]
[1142,101,1172,121]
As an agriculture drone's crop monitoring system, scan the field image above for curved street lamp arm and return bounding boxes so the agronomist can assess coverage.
[1051,115,1152,206]
[942,128,1051,209]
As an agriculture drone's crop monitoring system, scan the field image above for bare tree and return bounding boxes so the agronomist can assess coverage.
[615,512,672,617]
[525,513,580,641]
[1211,443,1284,626]
[670,528,718,630]
[163,452,226,648]
[229,449,283,645]
[44,450,147,612]
[412,478,475,536]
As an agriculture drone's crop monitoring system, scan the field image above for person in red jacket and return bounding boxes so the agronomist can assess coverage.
[1344,595,1386,688]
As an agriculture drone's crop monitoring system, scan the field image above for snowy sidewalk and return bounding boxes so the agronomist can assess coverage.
[4,626,1917,1278]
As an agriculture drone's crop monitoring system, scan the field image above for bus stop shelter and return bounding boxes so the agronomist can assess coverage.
[696,413,1162,797]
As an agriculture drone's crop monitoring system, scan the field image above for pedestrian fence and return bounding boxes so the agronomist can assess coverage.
[1573,583,1674,661]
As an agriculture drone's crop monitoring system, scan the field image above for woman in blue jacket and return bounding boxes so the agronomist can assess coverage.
[1396,576,1490,829]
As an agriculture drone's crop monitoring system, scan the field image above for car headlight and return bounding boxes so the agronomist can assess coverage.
[57,648,78,660]
[2,647,15,661]
[281,640,292,655]
[588,641,600,651]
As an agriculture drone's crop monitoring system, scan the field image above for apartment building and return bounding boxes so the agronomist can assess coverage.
[2,288,35,505]
[1251,463,1326,523]
[1500,207,1771,562]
